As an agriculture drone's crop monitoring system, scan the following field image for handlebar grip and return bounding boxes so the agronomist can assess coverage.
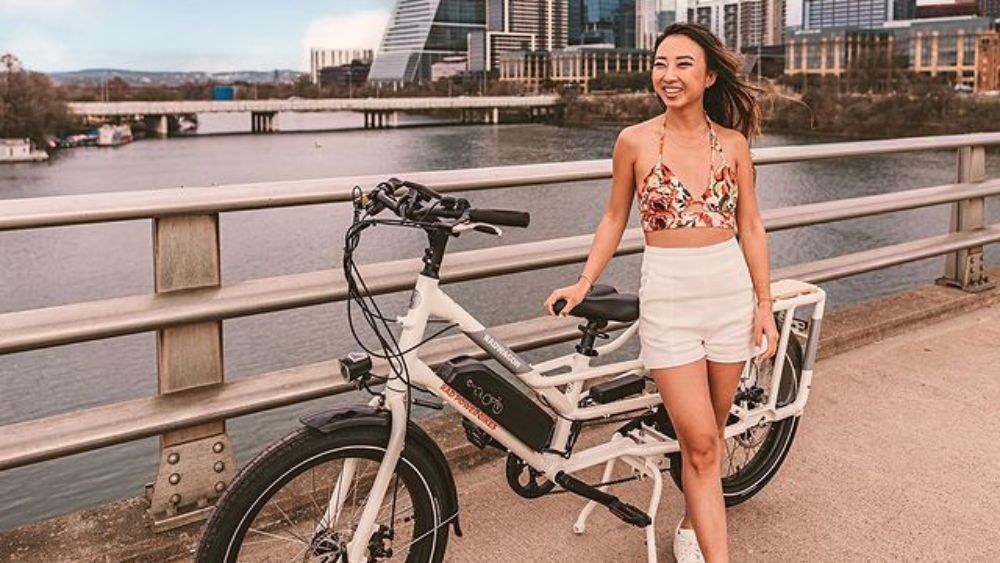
[468,208,530,228]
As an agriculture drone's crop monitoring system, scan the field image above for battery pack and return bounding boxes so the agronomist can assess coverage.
[436,356,554,452]
[588,373,646,404]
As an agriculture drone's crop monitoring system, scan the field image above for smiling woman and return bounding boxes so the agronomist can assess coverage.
[543,22,775,563]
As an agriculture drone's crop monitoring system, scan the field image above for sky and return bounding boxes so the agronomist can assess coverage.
[0,0,396,73]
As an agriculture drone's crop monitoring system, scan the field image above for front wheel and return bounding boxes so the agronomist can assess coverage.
[195,425,450,563]
[669,331,804,507]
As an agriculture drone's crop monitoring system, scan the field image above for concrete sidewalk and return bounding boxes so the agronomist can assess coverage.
[441,303,1000,562]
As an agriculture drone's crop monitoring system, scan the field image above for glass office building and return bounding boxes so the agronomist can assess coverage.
[802,0,892,30]
[368,0,486,84]
[569,0,637,47]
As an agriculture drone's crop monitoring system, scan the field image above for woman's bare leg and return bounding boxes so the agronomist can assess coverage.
[651,358,729,563]
[678,360,744,529]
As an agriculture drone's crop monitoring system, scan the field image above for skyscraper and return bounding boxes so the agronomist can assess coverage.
[636,1,679,49]
[677,1,787,50]
[469,1,569,72]
[572,0,638,47]
[740,0,787,47]
[368,0,486,84]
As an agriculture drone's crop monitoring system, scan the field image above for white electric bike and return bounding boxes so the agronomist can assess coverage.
[195,178,826,563]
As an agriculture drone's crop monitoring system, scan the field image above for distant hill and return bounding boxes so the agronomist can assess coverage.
[48,68,305,86]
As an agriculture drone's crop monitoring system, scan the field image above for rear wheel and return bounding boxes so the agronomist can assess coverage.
[669,330,804,507]
[195,425,450,562]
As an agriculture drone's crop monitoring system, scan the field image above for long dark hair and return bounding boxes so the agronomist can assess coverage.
[654,23,764,141]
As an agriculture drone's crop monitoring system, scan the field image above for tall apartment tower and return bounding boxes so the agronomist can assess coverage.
[637,1,680,49]
[470,1,569,72]
[677,1,786,51]
[368,0,485,84]
[740,0,787,47]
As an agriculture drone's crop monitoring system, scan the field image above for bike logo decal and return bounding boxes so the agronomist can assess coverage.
[408,289,421,309]
[480,332,525,371]
[439,383,498,430]
[465,380,504,415]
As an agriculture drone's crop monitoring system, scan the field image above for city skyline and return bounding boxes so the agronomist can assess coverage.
[0,0,395,73]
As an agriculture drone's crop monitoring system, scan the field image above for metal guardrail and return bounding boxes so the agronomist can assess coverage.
[1,132,998,530]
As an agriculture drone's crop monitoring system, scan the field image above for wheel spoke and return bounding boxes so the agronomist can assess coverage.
[246,527,307,546]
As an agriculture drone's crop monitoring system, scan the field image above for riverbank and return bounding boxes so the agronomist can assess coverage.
[561,91,1000,139]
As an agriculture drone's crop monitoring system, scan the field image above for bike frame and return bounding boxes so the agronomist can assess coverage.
[342,274,826,561]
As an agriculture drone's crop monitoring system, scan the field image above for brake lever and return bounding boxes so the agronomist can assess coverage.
[453,222,502,236]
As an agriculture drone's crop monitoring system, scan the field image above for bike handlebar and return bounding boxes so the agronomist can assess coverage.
[469,208,530,228]
[367,178,530,229]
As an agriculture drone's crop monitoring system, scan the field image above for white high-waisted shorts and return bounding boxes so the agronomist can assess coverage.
[638,236,755,369]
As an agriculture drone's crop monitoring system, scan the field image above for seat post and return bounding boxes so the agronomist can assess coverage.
[575,319,608,357]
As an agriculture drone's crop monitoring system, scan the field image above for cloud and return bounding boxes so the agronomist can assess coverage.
[3,26,71,71]
[0,0,100,19]
[302,9,391,65]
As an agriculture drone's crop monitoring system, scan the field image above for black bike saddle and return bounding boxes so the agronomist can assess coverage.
[555,284,639,323]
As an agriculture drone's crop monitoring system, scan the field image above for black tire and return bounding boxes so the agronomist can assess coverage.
[195,425,450,563]
[669,330,804,507]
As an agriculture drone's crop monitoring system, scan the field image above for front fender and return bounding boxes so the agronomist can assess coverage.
[299,405,462,537]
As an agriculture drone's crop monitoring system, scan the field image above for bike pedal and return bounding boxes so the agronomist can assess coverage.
[608,500,652,528]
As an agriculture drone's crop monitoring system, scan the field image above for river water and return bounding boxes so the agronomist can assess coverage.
[1,112,998,530]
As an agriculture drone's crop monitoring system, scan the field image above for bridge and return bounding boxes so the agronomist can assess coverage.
[1,132,998,560]
[68,95,562,134]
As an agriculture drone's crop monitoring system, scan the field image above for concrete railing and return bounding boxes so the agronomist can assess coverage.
[68,95,562,117]
[1,131,999,530]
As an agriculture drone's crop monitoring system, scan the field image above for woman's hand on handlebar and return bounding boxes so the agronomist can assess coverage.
[543,279,590,317]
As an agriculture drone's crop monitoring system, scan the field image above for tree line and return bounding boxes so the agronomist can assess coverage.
[1,54,81,146]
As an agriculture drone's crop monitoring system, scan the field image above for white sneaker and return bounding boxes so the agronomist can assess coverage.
[673,518,705,563]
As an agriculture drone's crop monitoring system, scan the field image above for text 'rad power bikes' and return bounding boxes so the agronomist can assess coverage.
[194,178,826,563]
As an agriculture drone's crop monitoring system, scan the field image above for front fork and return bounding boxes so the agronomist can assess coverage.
[330,393,406,562]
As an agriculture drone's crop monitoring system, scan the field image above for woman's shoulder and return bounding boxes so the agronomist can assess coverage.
[713,122,748,146]
[617,117,660,149]
[713,123,750,159]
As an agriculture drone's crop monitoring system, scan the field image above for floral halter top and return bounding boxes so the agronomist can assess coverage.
[636,113,738,231]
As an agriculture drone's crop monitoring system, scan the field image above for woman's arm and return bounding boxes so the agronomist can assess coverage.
[544,127,635,316]
[580,128,637,284]
[732,132,778,359]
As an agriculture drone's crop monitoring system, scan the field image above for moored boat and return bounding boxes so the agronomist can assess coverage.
[0,138,49,163]
[96,124,134,147]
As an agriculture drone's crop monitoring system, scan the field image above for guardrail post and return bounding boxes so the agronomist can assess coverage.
[937,145,995,292]
[145,214,236,532]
